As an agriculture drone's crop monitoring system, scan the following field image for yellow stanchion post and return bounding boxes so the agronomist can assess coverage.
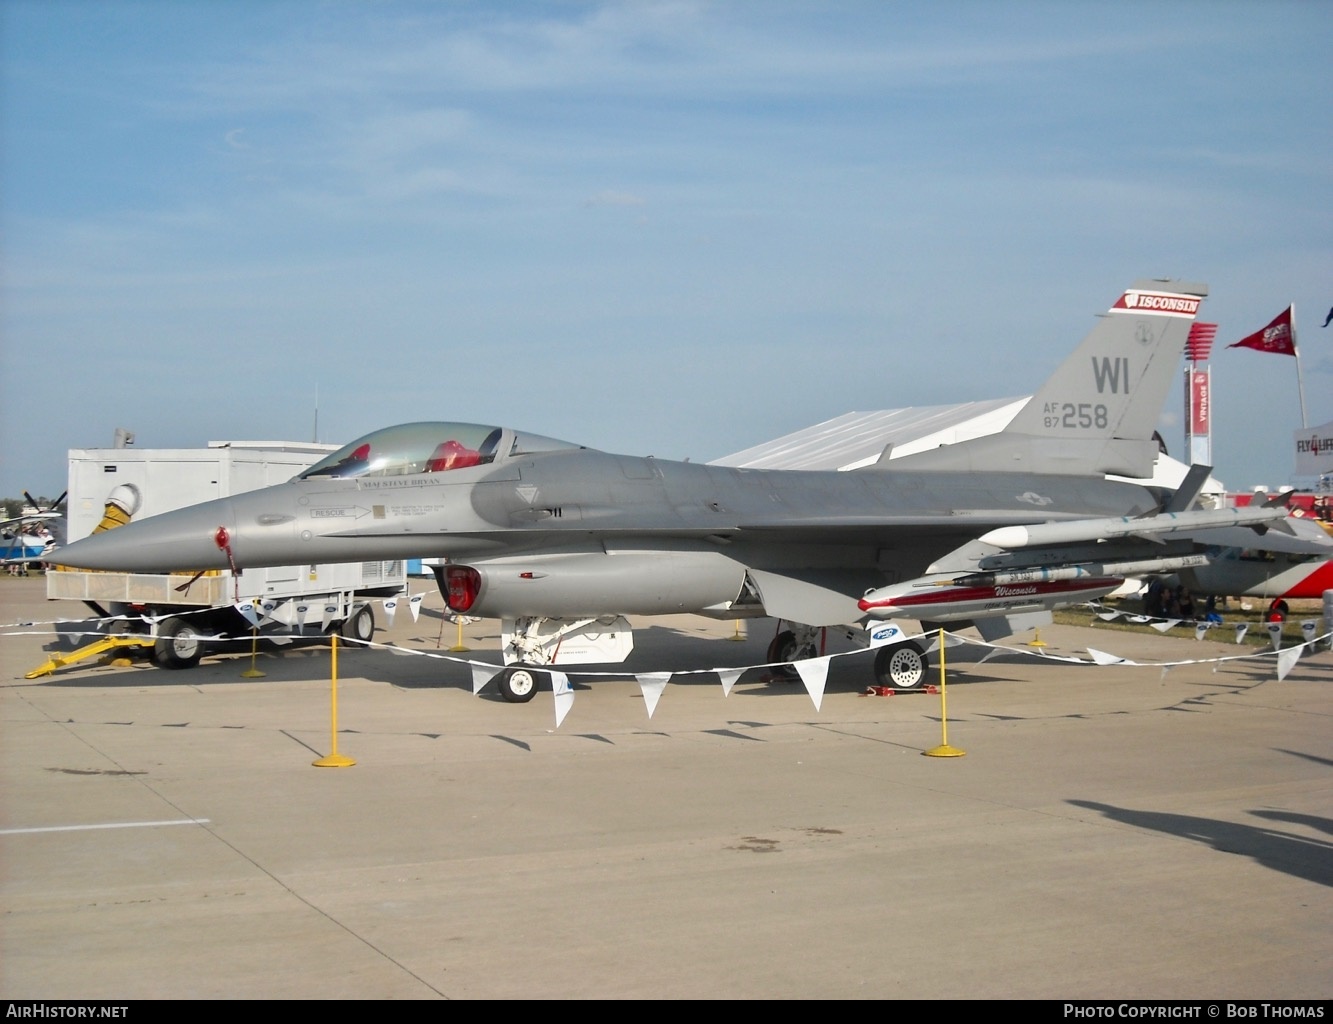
[314,634,355,768]
[1027,628,1047,648]
[727,619,745,641]
[449,616,470,653]
[924,628,965,758]
[241,624,266,678]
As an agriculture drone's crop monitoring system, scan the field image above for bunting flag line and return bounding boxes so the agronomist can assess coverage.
[7,594,1331,729]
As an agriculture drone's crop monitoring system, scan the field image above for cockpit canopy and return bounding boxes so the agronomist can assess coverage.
[297,422,584,480]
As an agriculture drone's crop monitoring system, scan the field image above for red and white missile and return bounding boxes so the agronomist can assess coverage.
[857,554,1211,622]
[858,573,1122,621]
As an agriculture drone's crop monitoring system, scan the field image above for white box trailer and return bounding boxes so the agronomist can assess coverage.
[46,441,406,669]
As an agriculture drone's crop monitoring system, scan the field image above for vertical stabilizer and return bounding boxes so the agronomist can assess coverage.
[889,279,1208,477]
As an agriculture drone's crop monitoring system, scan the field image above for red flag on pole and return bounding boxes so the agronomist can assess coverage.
[1226,306,1296,356]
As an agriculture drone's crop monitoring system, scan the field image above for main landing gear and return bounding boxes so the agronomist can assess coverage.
[768,622,929,690]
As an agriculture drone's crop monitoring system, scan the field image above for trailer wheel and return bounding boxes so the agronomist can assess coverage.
[339,604,375,643]
[154,617,204,670]
[874,641,927,690]
[497,666,541,703]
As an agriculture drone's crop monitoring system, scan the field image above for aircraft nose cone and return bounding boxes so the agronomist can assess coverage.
[52,497,239,573]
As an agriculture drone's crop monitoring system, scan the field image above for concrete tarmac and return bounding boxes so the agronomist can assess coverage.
[1,575,1330,1000]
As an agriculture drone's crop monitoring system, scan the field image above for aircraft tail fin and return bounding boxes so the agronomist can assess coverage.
[889,279,1208,478]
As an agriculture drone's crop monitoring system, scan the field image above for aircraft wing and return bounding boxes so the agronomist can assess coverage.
[1,511,60,533]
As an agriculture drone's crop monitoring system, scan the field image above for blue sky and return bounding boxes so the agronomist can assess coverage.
[3,0,1330,501]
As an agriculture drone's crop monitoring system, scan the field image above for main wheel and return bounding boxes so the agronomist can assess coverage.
[497,666,541,703]
[767,629,817,664]
[874,641,927,689]
[339,604,375,642]
[1266,599,1290,623]
[154,616,204,670]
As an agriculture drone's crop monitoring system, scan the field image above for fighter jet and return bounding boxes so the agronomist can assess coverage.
[54,278,1326,700]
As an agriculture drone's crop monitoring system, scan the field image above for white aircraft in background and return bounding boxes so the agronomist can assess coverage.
[1,492,63,567]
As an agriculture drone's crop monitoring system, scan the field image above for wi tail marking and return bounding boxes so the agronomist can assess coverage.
[1091,356,1130,394]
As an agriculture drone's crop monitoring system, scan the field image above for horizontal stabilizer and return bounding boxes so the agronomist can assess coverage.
[1163,464,1213,514]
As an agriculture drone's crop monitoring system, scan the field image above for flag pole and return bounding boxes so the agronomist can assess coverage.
[1293,303,1309,428]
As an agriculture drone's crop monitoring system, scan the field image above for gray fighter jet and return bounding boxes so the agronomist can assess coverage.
[54,278,1322,701]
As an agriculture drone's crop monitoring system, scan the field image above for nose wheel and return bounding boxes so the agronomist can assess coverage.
[496,666,542,703]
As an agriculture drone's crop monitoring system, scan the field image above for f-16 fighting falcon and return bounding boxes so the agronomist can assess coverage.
[53,279,1332,701]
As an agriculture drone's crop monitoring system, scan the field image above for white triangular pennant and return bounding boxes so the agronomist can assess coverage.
[382,598,398,628]
[471,663,500,695]
[1234,623,1248,644]
[235,600,262,628]
[973,646,1003,667]
[1151,619,1180,633]
[793,656,832,712]
[551,671,574,728]
[321,603,337,631]
[636,672,671,719]
[294,603,310,632]
[1088,648,1129,666]
[716,668,744,696]
[1193,622,1209,642]
[1276,646,1302,681]
[259,599,280,624]
[409,593,424,622]
[1300,620,1316,644]
[1266,621,1283,651]
[1096,611,1121,621]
